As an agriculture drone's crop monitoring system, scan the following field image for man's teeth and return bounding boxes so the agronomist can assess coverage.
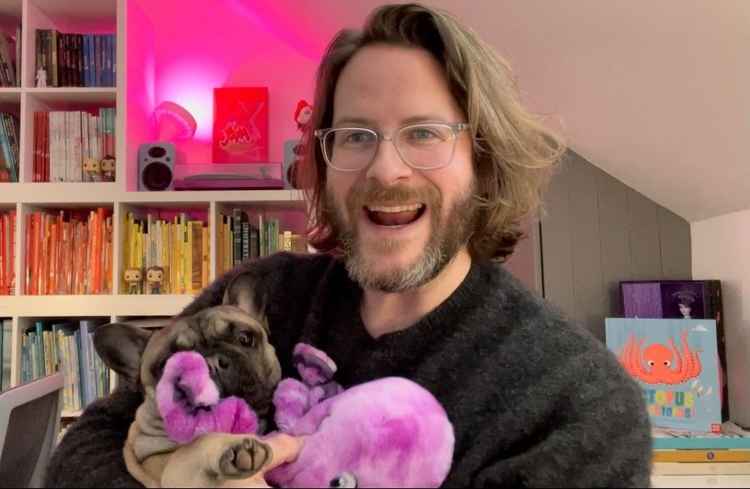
[366,204,424,213]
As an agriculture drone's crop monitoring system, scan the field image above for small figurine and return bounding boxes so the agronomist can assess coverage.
[124,268,143,295]
[288,99,313,188]
[146,266,165,295]
[36,66,47,87]
[100,157,116,181]
[83,158,102,182]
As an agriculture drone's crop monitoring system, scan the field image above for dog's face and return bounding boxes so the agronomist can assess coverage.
[95,305,282,418]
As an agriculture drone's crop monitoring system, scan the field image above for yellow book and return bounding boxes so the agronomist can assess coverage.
[653,450,750,463]
[216,215,224,277]
[161,222,169,292]
[202,226,209,288]
[182,214,190,294]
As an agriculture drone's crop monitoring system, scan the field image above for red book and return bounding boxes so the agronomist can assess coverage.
[212,87,269,163]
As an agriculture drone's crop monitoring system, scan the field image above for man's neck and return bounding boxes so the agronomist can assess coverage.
[360,248,472,339]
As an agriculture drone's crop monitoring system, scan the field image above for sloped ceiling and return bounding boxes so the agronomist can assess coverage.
[142,0,750,222]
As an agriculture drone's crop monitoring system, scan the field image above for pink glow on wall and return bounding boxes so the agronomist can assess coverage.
[128,0,374,170]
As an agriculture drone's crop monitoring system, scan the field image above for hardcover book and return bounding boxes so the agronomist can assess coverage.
[605,318,724,433]
[620,280,728,420]
[212,87,269,163]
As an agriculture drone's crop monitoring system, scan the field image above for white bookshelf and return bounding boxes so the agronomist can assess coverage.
[0,0,305,404]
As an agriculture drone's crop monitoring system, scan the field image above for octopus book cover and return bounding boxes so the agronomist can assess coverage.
[605,318,722,433]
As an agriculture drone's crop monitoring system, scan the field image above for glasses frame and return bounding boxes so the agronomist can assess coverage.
[314,122,469,172]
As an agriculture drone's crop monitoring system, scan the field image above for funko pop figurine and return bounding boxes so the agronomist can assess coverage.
[288,99,312,189]
[36,66,47,87]
[101,157,116,181]
[83,158,102,182]
[146,266,165,295]
[124,268,143,295]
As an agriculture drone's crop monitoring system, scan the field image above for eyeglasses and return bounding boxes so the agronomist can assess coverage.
[314,122,469,172]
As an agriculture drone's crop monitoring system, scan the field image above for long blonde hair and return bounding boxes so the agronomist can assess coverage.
[299,3,565,261]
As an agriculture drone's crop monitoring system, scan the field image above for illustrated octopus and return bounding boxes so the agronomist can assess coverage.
[618,330,702,385]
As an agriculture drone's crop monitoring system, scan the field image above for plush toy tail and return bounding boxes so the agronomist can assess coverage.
[156,351,259,444]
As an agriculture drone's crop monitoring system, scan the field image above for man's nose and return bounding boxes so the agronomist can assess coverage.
[365,138,413,186]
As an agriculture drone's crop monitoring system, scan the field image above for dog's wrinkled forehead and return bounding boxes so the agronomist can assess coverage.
[140,305,268,387]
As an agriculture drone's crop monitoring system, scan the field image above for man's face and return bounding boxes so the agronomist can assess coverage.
[325,44,476,292]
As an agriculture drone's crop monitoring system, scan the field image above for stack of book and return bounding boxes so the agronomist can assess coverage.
[19,318,112,412]
[122,211,209,295]
[217,209,306,275]
[0,209,15,295]
[0,30,19,87]
[0,112,20,183]
[24,208,113,295]
[34,30,115,87]
[652,423,750,476]
[33,108,116,183]
[0,319,11,391]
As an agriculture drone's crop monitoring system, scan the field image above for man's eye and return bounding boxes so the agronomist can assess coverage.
[338,130,375,146]
[238,332,255,348]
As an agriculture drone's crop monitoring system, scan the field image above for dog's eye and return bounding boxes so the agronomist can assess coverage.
[238,332,255,348]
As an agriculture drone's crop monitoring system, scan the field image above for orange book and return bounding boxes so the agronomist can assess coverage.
[24,213,31,294]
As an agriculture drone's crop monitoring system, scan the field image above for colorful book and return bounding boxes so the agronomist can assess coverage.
[606,318,723,433]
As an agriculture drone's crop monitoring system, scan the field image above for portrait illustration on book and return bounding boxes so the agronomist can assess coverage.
[212,87,269,164]
[605,318,723,433]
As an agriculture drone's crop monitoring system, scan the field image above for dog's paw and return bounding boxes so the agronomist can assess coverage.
[218,437,271,479]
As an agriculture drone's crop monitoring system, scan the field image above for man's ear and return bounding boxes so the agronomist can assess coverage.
[223,274,267,325]
[93,323,153,385]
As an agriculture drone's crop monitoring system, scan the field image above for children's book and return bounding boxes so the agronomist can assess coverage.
[605,317,723,433]
[212,87,269,163]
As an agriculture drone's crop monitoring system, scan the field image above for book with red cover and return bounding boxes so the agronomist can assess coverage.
[212,87,269,163]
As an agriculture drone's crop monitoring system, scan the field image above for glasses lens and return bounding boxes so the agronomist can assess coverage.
[324,128,378,170]
[397,124,456,169]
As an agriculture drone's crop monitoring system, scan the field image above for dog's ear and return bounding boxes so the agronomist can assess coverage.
[222,273,267,323]
[94,323,153,385]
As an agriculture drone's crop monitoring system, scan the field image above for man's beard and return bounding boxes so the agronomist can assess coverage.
[325,179,477,293]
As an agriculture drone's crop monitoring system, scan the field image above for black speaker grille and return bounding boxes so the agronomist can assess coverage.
[142,162,173,191]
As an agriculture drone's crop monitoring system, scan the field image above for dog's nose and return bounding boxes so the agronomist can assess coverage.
[206,354,230,375]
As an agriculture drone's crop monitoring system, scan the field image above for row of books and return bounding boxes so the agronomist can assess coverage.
[652,423,750,464]
[216,210,307,275]
[0,210,16,295]
[24,209,113,295]
[35,30,116,87]
[122,212,209,295]
[0,319,11,391]
[0,29,20,87]
[33,108,116,183]
[0,112,20,183]
[19,319,113,412]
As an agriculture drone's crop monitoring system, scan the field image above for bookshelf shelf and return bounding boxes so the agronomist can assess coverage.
[0,293,194,316]
[24,87,117,103]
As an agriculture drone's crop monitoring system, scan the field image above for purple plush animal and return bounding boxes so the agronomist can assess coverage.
[267,344,455,488]
[156,351,259,443]
[158,345,454,488]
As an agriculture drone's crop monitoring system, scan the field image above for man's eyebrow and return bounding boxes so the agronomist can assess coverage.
[332,114,451,127]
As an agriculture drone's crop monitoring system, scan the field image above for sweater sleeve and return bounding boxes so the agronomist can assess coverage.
[471,351,652,488]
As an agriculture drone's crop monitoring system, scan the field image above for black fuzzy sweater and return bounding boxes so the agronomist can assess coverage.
[47,253,652,487]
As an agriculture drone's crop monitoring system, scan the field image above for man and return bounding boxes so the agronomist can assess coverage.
[47,3,651,487]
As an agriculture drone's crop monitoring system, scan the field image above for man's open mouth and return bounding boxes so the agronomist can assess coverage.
[364,203,426,226]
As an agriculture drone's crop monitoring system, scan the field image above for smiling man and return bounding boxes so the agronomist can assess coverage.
[47,3,651,488]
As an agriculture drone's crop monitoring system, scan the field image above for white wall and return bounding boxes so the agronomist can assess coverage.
[692,209,750,427]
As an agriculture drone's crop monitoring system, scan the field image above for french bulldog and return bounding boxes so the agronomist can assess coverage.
[94,274,283,488]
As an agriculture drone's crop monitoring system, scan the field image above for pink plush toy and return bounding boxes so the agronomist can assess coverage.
[267,344,455,488]
[156,351,259,443]
[157,346,454,488]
